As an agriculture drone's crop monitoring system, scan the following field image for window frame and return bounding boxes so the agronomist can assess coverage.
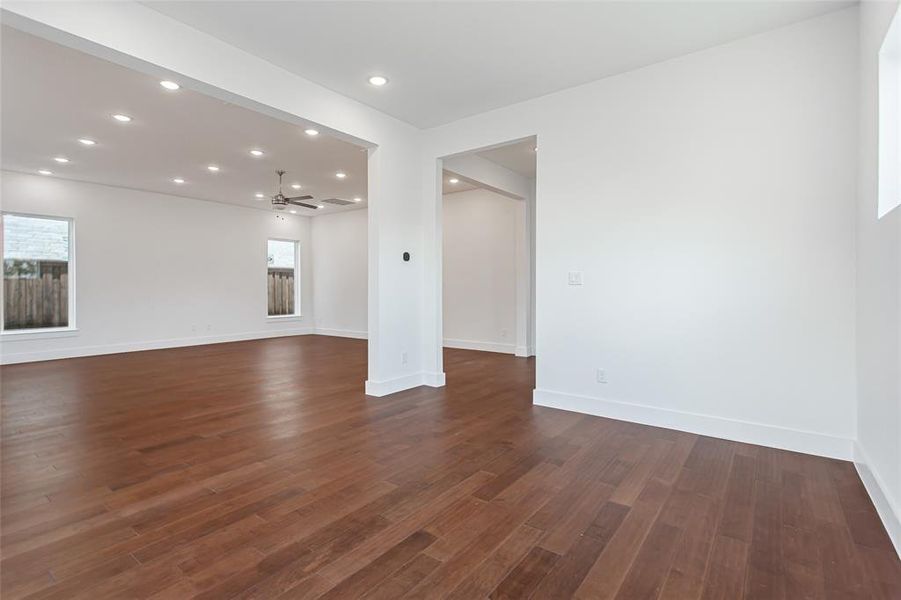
[265,237,301,320]
[1,211,77,337]
[878,4,901,218]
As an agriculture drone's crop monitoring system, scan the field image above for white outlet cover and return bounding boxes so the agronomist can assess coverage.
[568,271,584,286]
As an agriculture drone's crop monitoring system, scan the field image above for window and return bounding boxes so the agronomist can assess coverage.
[879,4,901,217]
[267,239,299,316]
[2,213,74,331]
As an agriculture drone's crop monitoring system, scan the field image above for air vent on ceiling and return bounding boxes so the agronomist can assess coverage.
[321,198,355,206]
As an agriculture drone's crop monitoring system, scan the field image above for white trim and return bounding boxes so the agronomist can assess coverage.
[514,345,535,357]
[314,328,368,339]
[266,315,304,323]
[0,327,314,365]
[422,371,446,387]
[1,326,79,340]
[443,338,516,354]
[854,442,901,558]
[532,388,854,460]
[365,371,446,396]
[365,372,427,397]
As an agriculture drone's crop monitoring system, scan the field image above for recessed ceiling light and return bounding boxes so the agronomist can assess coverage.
[289,209,297,214]
[249,149,264,157]
[335,172,347,179]
[304,128,319,136]
[112,114,131,122]
[353,197,362,203]
[255,193,264,199]
[54,157,69,164]
[172,177,185,184]
[78,138,96,146]
[207,165,220,172]
[291,183,301,190]
[316,204,324,209]
[160,80,180,91]
[368,75,389,86]
[38,169,52,176]
[449,178,459,184]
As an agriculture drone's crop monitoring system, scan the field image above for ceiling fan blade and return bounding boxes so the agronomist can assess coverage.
[287,200,319,209]
[286,195,313,201]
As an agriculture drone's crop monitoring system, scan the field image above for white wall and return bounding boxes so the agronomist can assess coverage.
[443,189,517,353]
[311,208,368,338]
[0,171,313,363]
[856,0,901,555]
[2,0,432,396]
[423,8,860,459]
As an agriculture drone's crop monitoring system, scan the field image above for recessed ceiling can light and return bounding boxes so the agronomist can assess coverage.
[316,204,324,209]
[353,197,362,203]
[255,193,264,199]
[249,149,264,157]
[207,165,220,172]
[289,210,297,214]
[368,75,388,86]
[38,169,52,176]
[304,128,319,136]
[112,114,132,122]
[78,138,96,146]
[291,183,301,190]
[449,178,459,184]
[54,157,69,164]
[335,172,347,179]
[160,80,180,91]
[173,177,185,184]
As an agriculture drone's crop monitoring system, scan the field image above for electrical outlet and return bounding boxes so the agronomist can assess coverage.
[401,352,408,366]
[596,369,607,384]
[568,271,584,286]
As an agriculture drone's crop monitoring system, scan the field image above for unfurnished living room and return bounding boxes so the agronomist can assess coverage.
[1,1,899,599]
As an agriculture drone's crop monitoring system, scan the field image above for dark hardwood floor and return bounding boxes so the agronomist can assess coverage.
[1,335,898,599]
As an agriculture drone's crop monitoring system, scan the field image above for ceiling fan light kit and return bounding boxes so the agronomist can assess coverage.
[270,169,316,210]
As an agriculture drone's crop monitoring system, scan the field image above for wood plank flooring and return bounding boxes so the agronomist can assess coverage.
[1,335,899,599]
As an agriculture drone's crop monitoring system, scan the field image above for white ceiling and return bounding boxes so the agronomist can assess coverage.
[478,141,537,178]
[442,171,478,195]
[145,1,853,128]
[0,26,368,215]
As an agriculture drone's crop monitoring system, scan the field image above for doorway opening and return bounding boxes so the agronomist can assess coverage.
[439,136,537,373]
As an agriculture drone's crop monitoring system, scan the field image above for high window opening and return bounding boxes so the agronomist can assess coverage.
[2,213,73,331]
[878,3,901,218]
[267,238,299,317]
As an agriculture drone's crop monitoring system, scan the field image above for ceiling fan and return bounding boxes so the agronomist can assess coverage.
[270,169,318,210]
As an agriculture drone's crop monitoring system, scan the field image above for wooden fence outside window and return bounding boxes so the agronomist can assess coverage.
[268,268,295,316]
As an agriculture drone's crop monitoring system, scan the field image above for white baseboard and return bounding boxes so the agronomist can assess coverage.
[0,327,314,365]
[422,371,446,387]
[443,338,516,354]
[514,345,535,357]
[854,442,901,558]
[532,388,854,461]
[366,372,428,397]
[313,328,368,340]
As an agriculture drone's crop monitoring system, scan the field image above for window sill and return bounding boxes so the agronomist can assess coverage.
[266,315,304,323]
[1,327,79,341]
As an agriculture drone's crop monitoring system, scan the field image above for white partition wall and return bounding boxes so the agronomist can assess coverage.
[423,8,860,459]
